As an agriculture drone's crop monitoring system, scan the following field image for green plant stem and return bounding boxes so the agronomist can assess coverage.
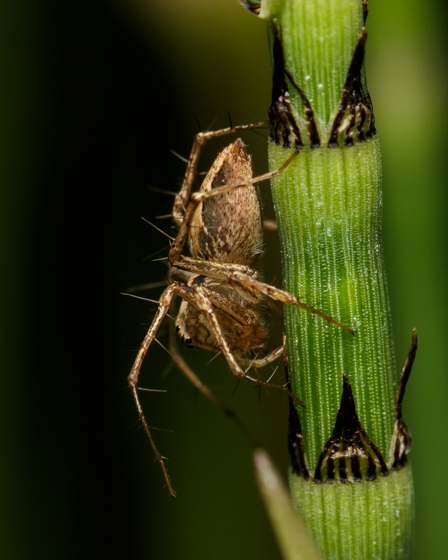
[257,0,414,558]
[269,137,395,468]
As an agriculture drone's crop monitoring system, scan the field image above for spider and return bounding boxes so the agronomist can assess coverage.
[128,121,353,496]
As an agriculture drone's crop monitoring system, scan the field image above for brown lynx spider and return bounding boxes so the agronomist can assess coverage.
[128,120,353,496]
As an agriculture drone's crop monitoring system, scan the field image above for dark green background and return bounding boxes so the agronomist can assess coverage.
[1,0,446,558]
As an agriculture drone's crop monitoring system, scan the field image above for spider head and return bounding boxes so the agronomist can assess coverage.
[175,320,194,348]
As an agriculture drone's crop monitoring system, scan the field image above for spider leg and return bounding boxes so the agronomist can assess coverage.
[238,345,285,369]
[172,120,269,227]
[191,284,303,406]
[128,281,198,498]
[228,272,355,335]
[263,219,278,231]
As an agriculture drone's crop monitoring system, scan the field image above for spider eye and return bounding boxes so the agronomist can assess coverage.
[176,325,181,332]
[185,338,193,345]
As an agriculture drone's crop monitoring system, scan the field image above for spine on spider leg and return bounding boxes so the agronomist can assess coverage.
[239,1,416,559]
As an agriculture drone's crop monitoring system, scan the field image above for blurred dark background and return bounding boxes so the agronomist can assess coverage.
[0,0,446,558]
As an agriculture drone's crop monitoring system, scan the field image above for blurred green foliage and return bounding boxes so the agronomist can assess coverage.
[0,0,446,558]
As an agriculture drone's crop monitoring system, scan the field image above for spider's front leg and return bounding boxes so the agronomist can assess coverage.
[228,272,355,335]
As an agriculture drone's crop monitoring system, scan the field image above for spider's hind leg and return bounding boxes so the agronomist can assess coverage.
[190,284,303,406]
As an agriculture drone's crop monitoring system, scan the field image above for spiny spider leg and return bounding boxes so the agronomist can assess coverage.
[128,281,261,496]
[237,345,285,369]
[228,272,355,334]
[197,284,258,325]
[173,120,269,227]
[128,281,199,498]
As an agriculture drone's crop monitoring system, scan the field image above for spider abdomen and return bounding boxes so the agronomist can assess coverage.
[188,139,263,266]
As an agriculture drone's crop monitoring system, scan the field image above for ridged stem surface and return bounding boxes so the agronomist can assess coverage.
[289,467,414,560]
[259,1,414,558]
[269,138,396,468]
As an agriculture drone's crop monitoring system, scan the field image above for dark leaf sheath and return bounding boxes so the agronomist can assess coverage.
[391,329,418,470]
[314,374,389,484]
[285,347,310,479]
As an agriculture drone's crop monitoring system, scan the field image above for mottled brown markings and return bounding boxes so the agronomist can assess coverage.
[188,140,263,268]
[314,374,389,484]
[285,342,310,479]
[392,329,418,470]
